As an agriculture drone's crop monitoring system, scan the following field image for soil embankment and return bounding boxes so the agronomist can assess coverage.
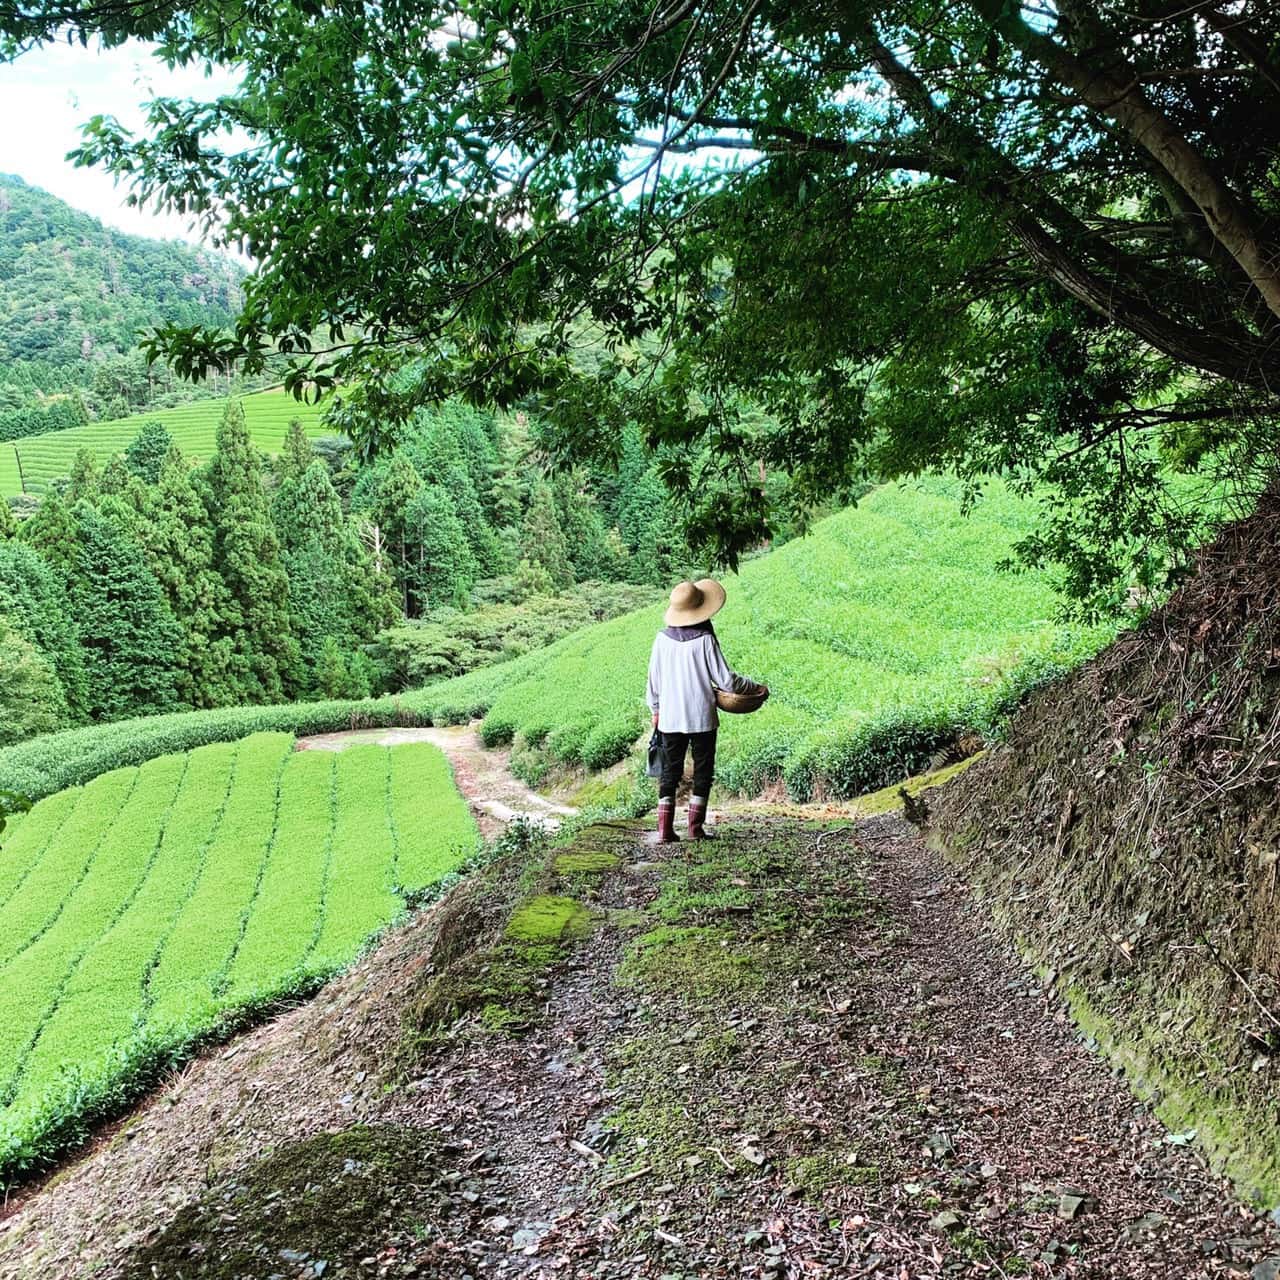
[932,497,1280,1203]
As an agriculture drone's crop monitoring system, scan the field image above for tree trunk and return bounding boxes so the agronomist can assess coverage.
[972,0,1280,324]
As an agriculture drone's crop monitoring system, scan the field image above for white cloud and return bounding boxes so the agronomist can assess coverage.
[0,39,239,246]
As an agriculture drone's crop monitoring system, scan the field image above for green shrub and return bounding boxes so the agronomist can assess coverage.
[0,695,427,803]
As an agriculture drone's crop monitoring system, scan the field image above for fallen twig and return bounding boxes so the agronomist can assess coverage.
[601,1164,652,1190]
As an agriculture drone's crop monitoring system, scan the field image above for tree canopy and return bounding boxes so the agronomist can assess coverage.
[9,0,1280,605]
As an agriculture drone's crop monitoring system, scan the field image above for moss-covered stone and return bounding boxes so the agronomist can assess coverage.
[121,1126,446,1280]
[504,894,593,944]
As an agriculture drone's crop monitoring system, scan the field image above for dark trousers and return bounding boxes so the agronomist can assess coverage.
[658,730,717,800]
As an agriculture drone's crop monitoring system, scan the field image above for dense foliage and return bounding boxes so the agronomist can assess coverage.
[0,173,245,432]
[0,698,416,803]
[373,580,662,689]
[2,477,1115,806]
[8,1,1277,608]
[0,732,478,1183]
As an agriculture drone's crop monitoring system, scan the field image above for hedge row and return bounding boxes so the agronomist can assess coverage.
[0,695,434,803]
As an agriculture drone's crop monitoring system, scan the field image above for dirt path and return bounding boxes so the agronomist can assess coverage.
[297,723,579,835]
[3,807,1277,1279]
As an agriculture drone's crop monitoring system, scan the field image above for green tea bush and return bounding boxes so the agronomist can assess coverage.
[0,732,478,1185]
[2,479,1115,809]
[0,696,427,803]
[409,478,1116,799]
[1,389,332,498]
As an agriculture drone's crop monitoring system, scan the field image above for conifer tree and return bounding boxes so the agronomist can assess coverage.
[0,542,87,723]
[371,451,424,614]
[70,499,183,720]
[98,454,133,496]
[521,482,574,591]
[276,417,313,485]
[66,448,100,503]
[408,419,505,574]
[600,526,631,580]
[124,420,173,484]
[17,491,77,583]
[205,399,301,701]
[490,418,531,530]
[403,483,476,611]
[315,635,350,699]
[347,648,378,698]
[98,453,148,513]
[273,456,347,554]
[274,459,395,689]
[0,613,67,744]
[138,446,239,707]
[553,471,614,581]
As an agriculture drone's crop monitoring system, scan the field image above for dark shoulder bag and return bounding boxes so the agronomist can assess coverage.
[646,729,663,778]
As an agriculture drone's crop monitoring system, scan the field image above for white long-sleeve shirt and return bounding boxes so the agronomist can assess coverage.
[645,629,751,733]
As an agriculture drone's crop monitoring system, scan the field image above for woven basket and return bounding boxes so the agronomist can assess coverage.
[715,683,769,715]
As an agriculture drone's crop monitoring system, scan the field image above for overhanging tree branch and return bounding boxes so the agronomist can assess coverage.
[967,0,1280,324]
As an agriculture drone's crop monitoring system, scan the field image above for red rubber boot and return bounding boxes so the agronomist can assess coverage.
[656,797,680,843]
[687,795,714,840]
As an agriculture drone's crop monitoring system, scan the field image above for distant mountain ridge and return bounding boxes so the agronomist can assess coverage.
[0,172,243,369]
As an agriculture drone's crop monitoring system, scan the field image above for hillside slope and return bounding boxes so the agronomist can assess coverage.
[0,732,477,1184]
[414,477,1114,799]
[932,495,1280,1201]
[1,389,334,496]
[2,813,1275,1276]
[0,477,1114,803]
[0,173,241,372]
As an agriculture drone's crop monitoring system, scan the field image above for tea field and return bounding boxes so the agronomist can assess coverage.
[411,477,1117,798]
[0,389,335,497]
[0,732,477,1182]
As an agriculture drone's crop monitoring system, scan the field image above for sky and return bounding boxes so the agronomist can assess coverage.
[0,39,238,246]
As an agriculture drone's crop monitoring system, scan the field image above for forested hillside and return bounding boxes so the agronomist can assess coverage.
[0,397,680,745]
[0,174,243,438]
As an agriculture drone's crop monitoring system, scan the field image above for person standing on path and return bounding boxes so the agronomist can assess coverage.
[645,578,755,842]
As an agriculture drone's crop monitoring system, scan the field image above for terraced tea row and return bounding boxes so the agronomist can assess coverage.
[2,390,335,496]
[0,732,478,1183]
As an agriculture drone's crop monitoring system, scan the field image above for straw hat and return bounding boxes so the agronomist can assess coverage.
[664,578,727,626]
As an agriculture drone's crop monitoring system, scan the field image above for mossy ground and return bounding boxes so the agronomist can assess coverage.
[10,803,1277,1280]
[396,820,633,1060]
[121,1126,455,1279]
[599,820,894,1201]
[504,893,594,945]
